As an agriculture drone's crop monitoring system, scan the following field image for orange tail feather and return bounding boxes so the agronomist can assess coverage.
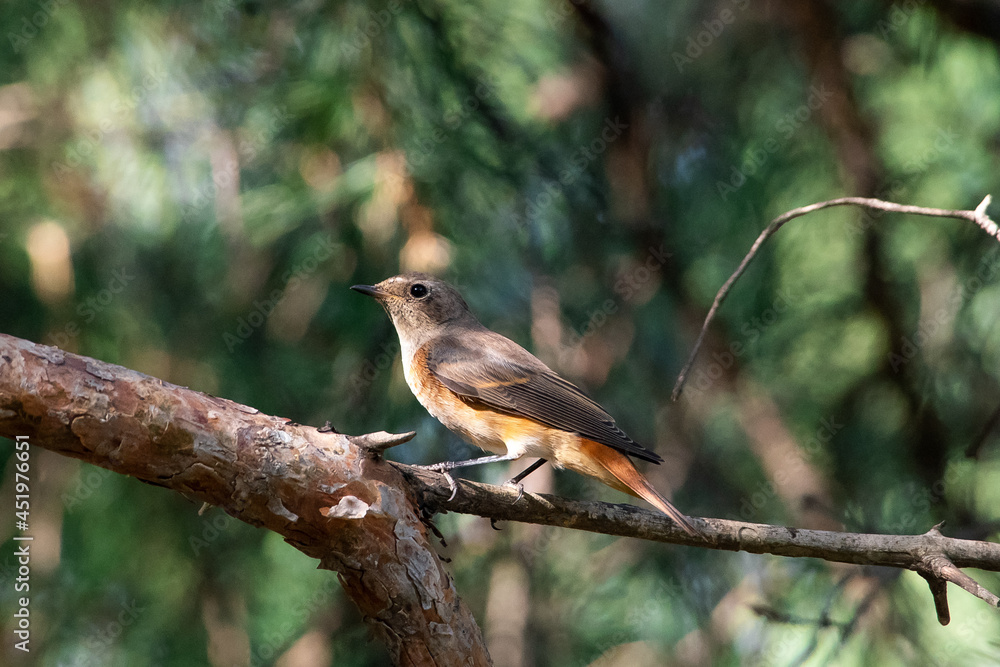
[582,440,698,536]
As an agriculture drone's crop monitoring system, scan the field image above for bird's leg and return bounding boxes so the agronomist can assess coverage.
[416,453,524,500]
[506,458,548,485]
[441,472,458,502]
[503,458,548,503]
[416,452,522,473]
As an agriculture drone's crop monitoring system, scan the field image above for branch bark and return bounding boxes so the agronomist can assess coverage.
[406,467,1000,562]
[0,334,490,666]
[2,333,998,637]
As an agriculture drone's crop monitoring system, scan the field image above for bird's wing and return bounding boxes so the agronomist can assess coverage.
[424,334,663,463]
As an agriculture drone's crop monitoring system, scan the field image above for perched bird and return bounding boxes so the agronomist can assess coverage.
[352,273,697,535]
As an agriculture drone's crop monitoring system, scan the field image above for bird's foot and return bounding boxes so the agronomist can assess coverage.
[443,472,458,501]
[502,479,525,503]
[415,462,451,472]
[413,464,458,500]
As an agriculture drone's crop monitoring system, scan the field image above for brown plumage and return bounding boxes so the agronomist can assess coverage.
[352,273,698,536]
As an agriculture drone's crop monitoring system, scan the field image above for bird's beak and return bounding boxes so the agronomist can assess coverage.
[351,284,387,299]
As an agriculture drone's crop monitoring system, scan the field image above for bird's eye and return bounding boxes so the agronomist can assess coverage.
[409,283,429,298]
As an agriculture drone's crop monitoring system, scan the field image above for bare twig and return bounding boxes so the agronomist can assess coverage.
[918,568,952,626]
[404,467,999,564]
[913,526,1000,625]
[398,467,1000,624]
[672,195,998,400]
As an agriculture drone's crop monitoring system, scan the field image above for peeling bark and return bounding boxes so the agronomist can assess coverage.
[0,334,490,666]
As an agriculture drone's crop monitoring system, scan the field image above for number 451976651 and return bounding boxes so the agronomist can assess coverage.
[14,436,29,530]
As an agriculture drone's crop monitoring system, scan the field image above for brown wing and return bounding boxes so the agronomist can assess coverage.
[424,333,663,464]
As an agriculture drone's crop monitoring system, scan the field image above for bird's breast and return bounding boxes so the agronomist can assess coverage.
[405,343,558,460]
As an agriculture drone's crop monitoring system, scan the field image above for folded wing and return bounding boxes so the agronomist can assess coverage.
[425,334,663,464]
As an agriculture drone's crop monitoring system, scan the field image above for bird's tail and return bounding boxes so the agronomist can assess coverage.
[581,440,699,536]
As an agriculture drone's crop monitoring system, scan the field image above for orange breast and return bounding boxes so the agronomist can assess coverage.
[406,344,557,459]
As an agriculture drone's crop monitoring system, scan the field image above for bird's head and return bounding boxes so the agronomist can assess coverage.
[351,273,477,343]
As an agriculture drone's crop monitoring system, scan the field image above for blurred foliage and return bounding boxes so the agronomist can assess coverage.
[1,0,1000,665]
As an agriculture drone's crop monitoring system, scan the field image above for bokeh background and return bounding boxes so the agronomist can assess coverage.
[2,0,1000,665]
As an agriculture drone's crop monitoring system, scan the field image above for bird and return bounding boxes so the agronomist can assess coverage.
[351,273,697,535]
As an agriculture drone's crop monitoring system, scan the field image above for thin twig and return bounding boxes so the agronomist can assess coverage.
[399,466,1000,623]
[913,529,1000,625]
[913,528,1000,625]
[672,195,998,400]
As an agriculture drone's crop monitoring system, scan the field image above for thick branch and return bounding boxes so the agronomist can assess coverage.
[0,334,490,667]
[2,333,998,629]
[672,195,997,399]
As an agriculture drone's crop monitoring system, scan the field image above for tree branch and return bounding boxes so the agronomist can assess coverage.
[404,471,1000,624]
[0,334,489,666]
[672,195,998,400]
[2,333,998,632]
[914,526,1000,625]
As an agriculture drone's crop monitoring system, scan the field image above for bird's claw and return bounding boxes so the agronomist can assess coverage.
[443,472,458,501]
[413,464,458,500]
[502,479,525,503]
